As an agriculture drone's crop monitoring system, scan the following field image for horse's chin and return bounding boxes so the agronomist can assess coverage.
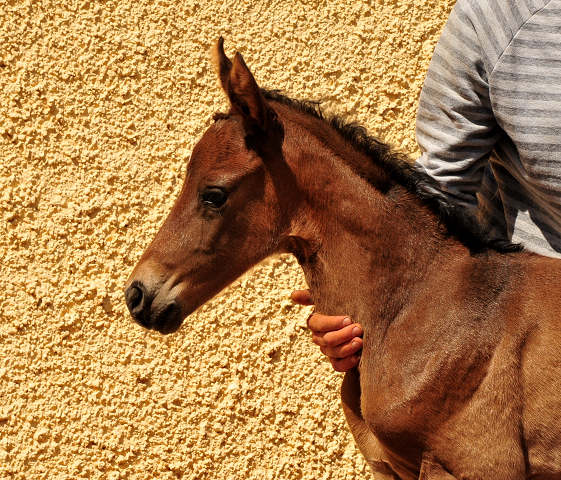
[151,301,204,335]
[152,318,184,335]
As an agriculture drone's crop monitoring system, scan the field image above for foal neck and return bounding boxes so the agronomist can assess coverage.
[277,106,467,329]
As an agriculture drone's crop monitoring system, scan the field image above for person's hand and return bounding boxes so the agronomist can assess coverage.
[291,289,363,372]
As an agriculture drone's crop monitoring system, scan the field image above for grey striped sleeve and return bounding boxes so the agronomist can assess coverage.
[415,0,561,257]
[415,0,507,208]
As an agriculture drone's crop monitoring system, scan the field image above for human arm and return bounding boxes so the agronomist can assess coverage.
[415,0,507,207]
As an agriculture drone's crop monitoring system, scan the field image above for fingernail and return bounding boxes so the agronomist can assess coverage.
[342,317,351,326]
[351,341,357,348]
[352,327,362,336]
[351,355,359,363]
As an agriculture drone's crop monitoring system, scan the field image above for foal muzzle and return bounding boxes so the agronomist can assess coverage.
[124,280,184,335]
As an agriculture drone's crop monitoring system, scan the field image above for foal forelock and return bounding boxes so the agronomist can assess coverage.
[211,112,232,132]
[213,119,228,131]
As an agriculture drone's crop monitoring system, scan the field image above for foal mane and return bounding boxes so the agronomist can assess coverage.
[261,89,522,255]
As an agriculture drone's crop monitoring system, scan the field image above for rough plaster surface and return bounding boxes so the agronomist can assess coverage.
[0,0,455,478]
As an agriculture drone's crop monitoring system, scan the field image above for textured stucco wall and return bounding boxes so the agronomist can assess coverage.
[0,1,455,479]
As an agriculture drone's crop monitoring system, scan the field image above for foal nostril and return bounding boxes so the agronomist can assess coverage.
[127,286,143,311]
[125,283,152,328]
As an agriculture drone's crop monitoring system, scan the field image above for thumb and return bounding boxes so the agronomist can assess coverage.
[291,289,314,306]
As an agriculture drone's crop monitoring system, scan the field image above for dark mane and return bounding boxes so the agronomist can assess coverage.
[261,88,522,254]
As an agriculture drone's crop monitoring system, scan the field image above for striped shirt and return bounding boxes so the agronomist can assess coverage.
[416,0,561,257]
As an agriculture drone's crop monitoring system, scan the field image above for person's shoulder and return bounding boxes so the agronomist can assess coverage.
[455,0,548,22]
[447,0,549,66]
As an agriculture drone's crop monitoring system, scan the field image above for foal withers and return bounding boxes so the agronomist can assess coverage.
[125,39,561,479]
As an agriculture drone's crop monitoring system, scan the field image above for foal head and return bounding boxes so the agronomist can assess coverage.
[124,39,294,334]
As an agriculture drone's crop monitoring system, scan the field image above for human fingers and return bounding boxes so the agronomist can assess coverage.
[319,336,363,359]
[312,323,363,348]
[307,313,352,332]
[329,354,361,373]
[290,289,314,306]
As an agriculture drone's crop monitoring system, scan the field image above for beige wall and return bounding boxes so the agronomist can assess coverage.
[0,0,455,478]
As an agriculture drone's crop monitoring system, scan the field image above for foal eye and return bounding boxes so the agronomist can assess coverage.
[201,188,228,209]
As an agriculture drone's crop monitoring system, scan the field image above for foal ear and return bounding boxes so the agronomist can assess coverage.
[213,36,233,93]
[213,37,272,131]
[228,52,271,130]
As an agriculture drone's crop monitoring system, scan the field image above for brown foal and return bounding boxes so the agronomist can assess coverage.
[125,39,561,479]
